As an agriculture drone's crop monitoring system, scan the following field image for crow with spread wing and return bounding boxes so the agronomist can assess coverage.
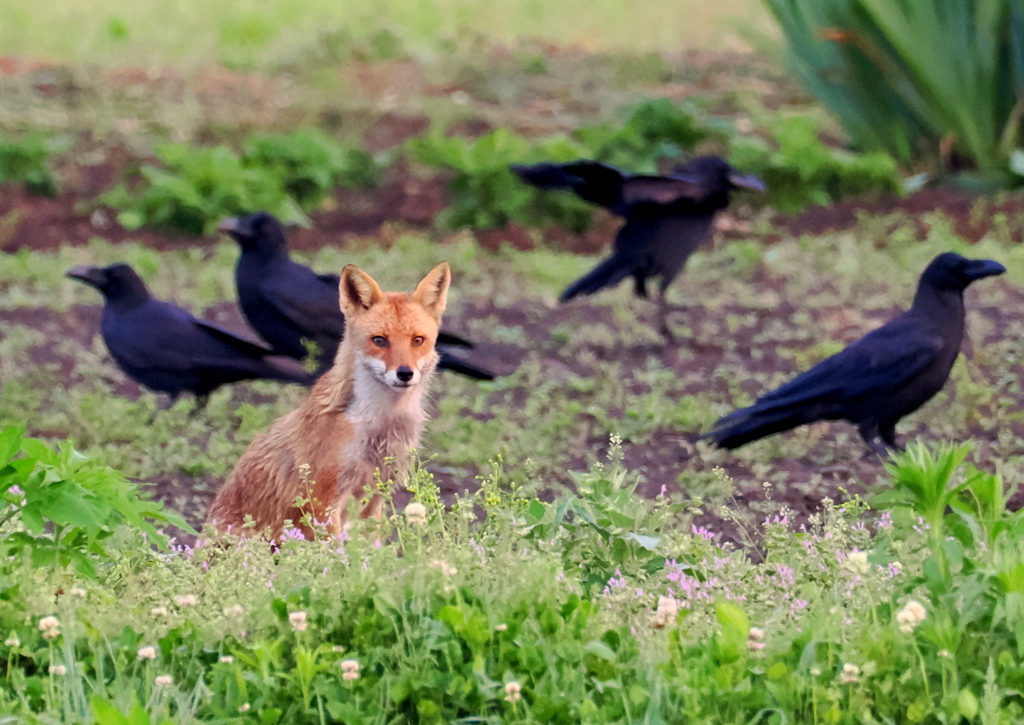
[513,155,764,339]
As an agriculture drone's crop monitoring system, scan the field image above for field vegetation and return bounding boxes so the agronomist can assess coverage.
[4,0,1024,722]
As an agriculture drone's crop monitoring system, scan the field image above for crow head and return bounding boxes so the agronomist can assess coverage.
[219,212,288,256]
[671,156,765,194]
[67,263,151,304]
[920,252,1006,292]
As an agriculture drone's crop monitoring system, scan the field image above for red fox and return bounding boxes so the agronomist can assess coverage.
[205,262,451,539]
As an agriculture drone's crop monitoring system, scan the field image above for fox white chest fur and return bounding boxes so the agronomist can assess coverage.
[332,355,436,512]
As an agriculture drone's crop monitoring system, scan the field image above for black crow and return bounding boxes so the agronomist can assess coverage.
[513,155,764,339]
[706,253,1006,454]
[67,263,314,413]
[219,212,494,380]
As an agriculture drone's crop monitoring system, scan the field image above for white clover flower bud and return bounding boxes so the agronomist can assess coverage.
[238,703,251,713]
[504,681,522,703]
[747,640,766,651]
[223,604,244,618]
[5,633,19,648]
[650,596,679,628]
[844,551,870,576]
[495,623,507,632]
[219,655,234,664]
[289,611,308,631]
[155,675,173,686]
[405,502,428,525]
[137,646,157,661]
[840,662,860,683]
[657,596,679,618]
[332,645,345,653]
[150,606,169,617]
[748,627,764,641]
[175,595,197,607]
[896,600,927,633]
[49,664,66,676]
[38,616,60,632]
[69,587,87,598]
[904,600,926,622]
[341,659,360,680]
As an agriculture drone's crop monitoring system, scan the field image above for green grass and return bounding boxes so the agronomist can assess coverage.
[1,0,774,67]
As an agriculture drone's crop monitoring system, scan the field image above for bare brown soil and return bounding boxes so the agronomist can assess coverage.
[781,186,1024,244]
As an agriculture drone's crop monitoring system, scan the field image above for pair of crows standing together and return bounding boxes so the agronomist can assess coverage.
[70,154,1006,455]
[66,216,495,416]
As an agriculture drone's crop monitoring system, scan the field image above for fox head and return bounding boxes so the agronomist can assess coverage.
[338,262,451,391]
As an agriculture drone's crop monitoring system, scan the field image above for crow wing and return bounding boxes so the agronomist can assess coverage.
[255,265,346,341]
[620,174,715,206]
[715,315,946,428]
[512,161,626,210]
[104,302,273,372]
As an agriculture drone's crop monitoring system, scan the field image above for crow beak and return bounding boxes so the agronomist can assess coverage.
[218,216,243,235]
[728,172,766,192]
[66,265,105,288]
[965,259,1006,280]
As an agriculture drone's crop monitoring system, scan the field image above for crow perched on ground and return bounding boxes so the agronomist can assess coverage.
[219,212,494,380]
[67,263,314,413]
[706,252,1006,455]
[513,155,764,339]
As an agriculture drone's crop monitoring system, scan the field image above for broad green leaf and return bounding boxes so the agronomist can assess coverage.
[584,640,617,661]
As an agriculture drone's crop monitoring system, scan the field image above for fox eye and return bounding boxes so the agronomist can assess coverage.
[372,336,389,348]
[411,336,425,347]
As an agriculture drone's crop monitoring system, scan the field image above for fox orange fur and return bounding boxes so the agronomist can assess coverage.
[205,262,451,539]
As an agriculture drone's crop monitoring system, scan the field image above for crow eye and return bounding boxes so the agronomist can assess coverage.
[372,336,389,348]
[412,336,425,347]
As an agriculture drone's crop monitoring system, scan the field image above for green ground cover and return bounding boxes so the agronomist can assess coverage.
[2,427,1024,723]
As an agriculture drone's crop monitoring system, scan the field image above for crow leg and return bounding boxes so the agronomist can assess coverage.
[878,420,903,452]
[656,291,676,343]
[633,274,649,298]
[858,421,891,460]
[147,394,178,425]
[189,395,210,418]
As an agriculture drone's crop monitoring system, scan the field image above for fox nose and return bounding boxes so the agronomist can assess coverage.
[396,366,414,383]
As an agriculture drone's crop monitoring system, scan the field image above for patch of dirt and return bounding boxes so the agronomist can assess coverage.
[779,185,1024,244]
[362,113,431,153]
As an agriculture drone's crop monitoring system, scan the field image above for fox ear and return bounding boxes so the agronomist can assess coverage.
[338,265,385,316]
[411,262,451,320]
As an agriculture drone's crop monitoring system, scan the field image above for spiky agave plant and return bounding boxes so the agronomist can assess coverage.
[764,0,1024,176]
